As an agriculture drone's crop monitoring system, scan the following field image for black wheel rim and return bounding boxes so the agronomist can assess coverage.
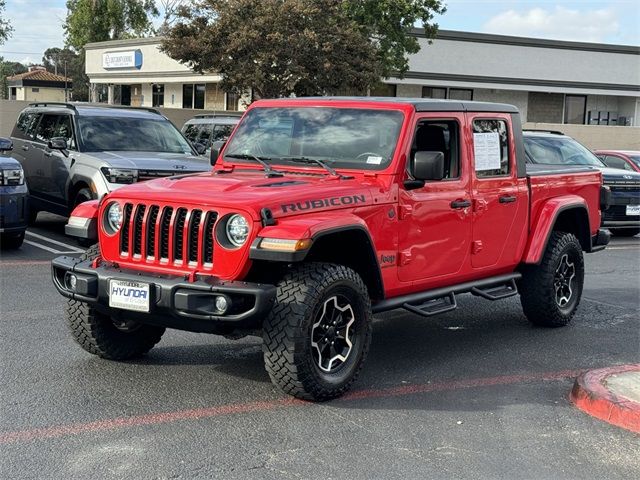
[311,295,356,373]
[554,253,576,308]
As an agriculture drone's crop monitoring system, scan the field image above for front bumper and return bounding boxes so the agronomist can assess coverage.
[51,256,276,334]
[0,187,29,233]
[602,184,640,228]
[590,229,610,253]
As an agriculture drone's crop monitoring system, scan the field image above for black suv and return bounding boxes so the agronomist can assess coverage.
[523,130,640,237]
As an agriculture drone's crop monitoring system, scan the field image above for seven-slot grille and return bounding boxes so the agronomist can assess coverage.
[119,203,217,267]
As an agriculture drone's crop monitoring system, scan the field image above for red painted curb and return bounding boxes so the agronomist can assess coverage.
[570,364,640,434]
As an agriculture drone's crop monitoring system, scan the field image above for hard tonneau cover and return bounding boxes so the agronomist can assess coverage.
[526,164,597,177]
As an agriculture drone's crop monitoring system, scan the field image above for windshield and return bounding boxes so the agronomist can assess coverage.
[77,116,194,154]
[224,107,404,170]
[523,136,605,167]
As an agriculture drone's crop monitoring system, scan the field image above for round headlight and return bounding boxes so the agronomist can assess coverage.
[106,202,123,233]
[226,214,249,247]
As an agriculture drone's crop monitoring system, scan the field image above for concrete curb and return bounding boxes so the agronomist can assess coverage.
[570,364,640,434]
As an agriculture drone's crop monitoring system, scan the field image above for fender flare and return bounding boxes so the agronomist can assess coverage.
[522,197,590,264]
[65,200,99,240]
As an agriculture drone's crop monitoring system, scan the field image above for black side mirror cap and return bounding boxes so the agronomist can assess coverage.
[412,151,445,181]
[210,140,226,166]
[193,142,207,155]
[48,137,68,151]
[0,137,13,152]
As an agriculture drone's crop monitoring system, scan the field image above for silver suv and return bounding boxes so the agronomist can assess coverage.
[10,103,210,222]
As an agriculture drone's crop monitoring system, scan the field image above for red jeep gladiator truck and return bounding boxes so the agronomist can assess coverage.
[52,98,609,401]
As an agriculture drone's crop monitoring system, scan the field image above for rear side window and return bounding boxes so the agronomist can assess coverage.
[472,119,510,177]
[12,112,39,140]
[182,124,200,143]
[602,155,633,171]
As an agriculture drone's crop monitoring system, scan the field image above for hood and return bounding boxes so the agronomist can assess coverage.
[0,155,21,169]
[597,166,640,184]
[85,151,210,172]
[106,170,387,220]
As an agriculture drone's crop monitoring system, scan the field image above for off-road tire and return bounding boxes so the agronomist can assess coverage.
[1,231,25,249]
[263,263,372,401]
[520,232,584,327]
[609,228,640,237]
[65,244,165,360]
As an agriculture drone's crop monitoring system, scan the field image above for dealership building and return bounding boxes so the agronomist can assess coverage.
[85,29,640,126]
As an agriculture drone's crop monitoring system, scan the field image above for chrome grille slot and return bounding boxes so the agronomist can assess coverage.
[120,203,133,254]
[173,208,188,262]
[132,204,146,256]
[159,207,173,260]
[202,212,217,265]
[188,210,202,263]
[146,205,160,258]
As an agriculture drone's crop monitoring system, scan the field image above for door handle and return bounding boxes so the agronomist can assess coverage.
[499,195,517,204]
[450,199,471,209]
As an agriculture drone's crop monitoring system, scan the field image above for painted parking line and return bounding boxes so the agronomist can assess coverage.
[26,232,84,253]
[0,368,584,445]
[23,240,79,255]
[0,260,52,267]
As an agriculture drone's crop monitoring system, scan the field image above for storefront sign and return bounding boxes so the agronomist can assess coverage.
[102,50,143,69]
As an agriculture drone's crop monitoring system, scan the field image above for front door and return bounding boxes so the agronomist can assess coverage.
[398,113,473,283]
[468,114,528,270]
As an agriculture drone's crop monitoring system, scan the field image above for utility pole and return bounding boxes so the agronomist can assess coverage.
[64,59,68,101]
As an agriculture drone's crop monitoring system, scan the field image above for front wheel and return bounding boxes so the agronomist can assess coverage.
[520,232,584,327]
[263,263,372,401]
[65,244,165,359]
[1,231,25,249]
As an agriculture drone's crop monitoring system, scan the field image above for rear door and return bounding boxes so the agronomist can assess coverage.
[468,114,528,270]
[10,111,39,175]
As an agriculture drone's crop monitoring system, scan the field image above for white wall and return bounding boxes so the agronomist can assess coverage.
[473,89,529,120]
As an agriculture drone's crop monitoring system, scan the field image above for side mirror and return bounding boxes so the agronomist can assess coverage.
[210,140,225,166]
[0,137,13,152]
[193,142,207,155]
[413,151,445,181]
[48,137,68,151]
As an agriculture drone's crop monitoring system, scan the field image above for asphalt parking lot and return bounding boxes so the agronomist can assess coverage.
[1,213,639,480]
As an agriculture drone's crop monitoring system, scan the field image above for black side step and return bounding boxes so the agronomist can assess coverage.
[372,273,522,314]
[470,279,518,301]
[403,292,457,318]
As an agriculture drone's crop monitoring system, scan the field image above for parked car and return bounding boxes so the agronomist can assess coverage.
[524,131,640,237]
[9,103,211,224]
[594,150,640,173]
[181,113,241,155]
[0,138,29,249]
[53,98,606,401]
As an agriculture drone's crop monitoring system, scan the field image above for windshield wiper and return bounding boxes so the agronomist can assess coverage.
[282,157,353,179]
[224,153,284,177]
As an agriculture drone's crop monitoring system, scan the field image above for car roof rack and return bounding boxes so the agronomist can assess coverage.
[28,102,77,110]
[193,111,243,118]
[523,129,565,135]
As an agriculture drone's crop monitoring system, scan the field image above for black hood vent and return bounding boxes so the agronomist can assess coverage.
[254,180,309,188]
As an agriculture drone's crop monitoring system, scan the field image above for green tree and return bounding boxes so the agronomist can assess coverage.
[0,0,13,45]
[0,58,28,99]
[64,0,159,49]
[42,47,89,101]
[161,0,382,99]
[344,0,446,77]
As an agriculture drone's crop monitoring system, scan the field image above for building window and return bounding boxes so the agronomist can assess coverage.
[31,87,40,93]
[422,87,446,99]
[449,88,473,101]
[152,84,164,107]
[182,84,193,108]
[226,92,240,111]
[194,84,205,109]
[564,95,586,124]
[182,84,206,109]
[370,83,396,97]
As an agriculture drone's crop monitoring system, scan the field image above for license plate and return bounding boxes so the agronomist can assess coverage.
[626,205,640,216]
[109,280,150,312]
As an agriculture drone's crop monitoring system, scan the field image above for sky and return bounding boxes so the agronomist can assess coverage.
[1,0,639,64]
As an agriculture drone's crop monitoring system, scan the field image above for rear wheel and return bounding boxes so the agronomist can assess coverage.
[609,228,640,237]
[520,232,584,327]
[263,263,372,401]
[65,244,165,360]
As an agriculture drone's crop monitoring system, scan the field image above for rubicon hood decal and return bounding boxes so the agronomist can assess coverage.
[281,195,367,213]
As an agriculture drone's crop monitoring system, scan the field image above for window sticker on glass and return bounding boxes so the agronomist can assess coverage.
[473,132,501,171]
[366,156,383,165]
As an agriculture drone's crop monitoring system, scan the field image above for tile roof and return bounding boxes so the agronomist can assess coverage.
[7,70,72,82]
